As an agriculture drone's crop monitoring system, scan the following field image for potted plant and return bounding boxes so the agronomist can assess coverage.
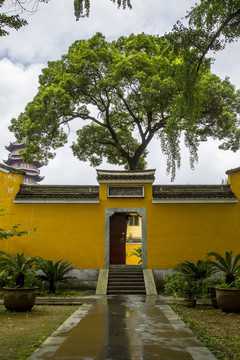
[175,259,215,307]
[0,252,40,311]
[0,207,38,311]
[205,277,221,308]
[164,270,200,307]
[38,259,75,294]
[207,251,240,312]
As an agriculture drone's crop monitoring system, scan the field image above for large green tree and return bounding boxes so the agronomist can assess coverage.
[10,33,240,179]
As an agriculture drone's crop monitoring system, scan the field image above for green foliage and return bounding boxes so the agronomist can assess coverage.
[207,250,240,284]
[168,0,240,72]
[164,271,187,297]
[173,259,215,299]
[202,276,224,299]
[0,0,131,37]
[0,252,41,287]
[165,1,240,120]
[10,33,240,179]
[38,259,76,294]
[175,259,216,281]
[129,246,142,264]
[164,271,202,300]
[0,206,35,240]
[74,0,132,19]
[0,0,27,36]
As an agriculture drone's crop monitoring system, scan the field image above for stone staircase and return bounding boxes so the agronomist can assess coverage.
[107,267,146,295]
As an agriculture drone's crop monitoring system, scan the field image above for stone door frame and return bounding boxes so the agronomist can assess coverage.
[105,207,147,269]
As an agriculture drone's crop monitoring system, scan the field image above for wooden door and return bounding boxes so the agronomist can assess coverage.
[110,213,128,264]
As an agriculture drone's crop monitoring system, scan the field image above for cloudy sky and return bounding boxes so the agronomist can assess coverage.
[0,0,240,185]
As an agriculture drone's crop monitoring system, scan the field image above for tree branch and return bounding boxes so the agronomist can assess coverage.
[197,8,240,72]
[117,92,145,141]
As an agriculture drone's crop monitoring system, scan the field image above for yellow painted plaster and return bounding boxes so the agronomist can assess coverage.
[1,169,240,270]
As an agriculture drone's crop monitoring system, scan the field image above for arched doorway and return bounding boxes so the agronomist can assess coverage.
[105,207,146,268]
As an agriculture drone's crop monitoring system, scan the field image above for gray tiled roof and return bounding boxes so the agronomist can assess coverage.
[96,169,156,183]
[152,185,236,199]
[11,183,238,202]
[15,184,99,201]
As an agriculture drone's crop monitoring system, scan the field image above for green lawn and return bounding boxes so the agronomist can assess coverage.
[0,305,79,360]
[173,302,240,360]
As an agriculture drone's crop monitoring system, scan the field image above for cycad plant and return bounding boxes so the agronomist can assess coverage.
[175,259,215,281]
[0,252,40,287]
[175,259,215,299]
[129,246,142,264]
[38,259,75,294]
[207,251,240,285]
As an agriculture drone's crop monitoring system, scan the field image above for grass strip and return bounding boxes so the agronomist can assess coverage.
[0,304,79,360]
[172,302,240,360]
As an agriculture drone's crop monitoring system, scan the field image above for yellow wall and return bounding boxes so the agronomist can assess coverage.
[1,169,240,270]
[126,244,142,265]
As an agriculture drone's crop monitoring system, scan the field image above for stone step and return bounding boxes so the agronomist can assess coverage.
[107,289,146,294]
[108,284,145,289]
[108,273,144,278]
[108,280,144,285]
[108,276,144,280]
[107,268,146,295]
[109,271,143,274]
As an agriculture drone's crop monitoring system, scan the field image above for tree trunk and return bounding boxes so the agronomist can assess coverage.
[16,272,24,287]
[49,280,56,294]
[226,273,235,285]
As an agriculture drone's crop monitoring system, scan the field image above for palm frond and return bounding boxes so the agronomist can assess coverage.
[38,259,76,293]
[207,250,240,284]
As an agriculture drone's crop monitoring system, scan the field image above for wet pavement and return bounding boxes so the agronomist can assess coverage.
[28,295,216,360]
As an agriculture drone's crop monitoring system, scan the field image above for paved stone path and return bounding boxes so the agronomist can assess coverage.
[28,295,217,360]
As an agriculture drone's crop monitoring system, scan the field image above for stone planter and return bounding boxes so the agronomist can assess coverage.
[216,287,240,312]
[3,287,38,312]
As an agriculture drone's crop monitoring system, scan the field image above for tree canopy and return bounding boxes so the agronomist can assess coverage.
[167,0,240,72]
[10,33,240,179]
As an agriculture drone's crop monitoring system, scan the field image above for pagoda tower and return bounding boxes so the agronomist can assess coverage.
[4,140,44,184]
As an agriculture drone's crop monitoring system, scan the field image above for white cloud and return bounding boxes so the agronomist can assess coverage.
[0,58,43,161]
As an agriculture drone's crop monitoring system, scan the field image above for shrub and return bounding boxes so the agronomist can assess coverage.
[0,252,41,288]
[207,251,240,285]
[38,259,76,294]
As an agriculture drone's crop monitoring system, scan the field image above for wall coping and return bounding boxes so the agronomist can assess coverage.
[96,169,156,184]
[226,167,240,175]
[0,163,25,175]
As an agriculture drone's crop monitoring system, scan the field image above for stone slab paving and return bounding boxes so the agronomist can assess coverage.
[27,295,217,360]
